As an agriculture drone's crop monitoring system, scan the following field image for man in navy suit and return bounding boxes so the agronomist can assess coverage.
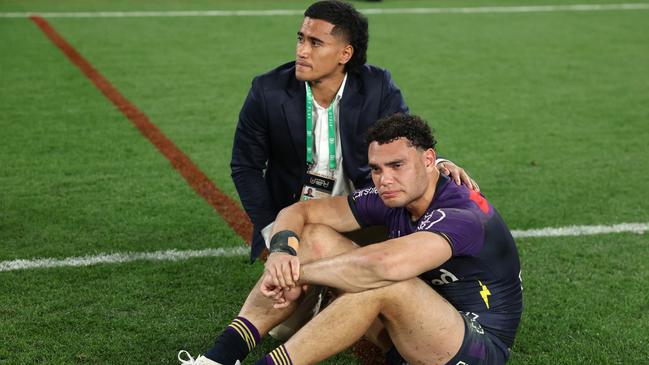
[177,3,476,363]
[231,1,476,263]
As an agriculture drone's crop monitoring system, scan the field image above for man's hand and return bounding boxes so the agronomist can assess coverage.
[264,252,301,289]
[260,273,282,299]
[260,273,306,309]
[436,160,480,192]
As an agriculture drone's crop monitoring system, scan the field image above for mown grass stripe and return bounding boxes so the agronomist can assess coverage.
[2,3,648,18]
[29,16,253,242]
[1,222,646,272]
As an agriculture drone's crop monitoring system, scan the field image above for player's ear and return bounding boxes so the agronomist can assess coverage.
[424,148,437,171]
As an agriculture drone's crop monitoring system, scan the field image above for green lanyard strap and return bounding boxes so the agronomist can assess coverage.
[305,83,336,171]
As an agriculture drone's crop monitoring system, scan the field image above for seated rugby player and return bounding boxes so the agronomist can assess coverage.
[179,113,522,365]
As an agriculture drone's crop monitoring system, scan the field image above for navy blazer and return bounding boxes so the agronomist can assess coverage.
[231,61,409,260]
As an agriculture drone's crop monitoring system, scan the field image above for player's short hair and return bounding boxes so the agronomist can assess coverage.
[304,1,368,74]
[366,113,437,151]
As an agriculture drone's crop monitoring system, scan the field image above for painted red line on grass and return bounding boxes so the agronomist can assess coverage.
[30,16,252,243]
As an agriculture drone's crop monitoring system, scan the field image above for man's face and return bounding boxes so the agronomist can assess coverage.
[295,17,352,82]
[368,138,435,208]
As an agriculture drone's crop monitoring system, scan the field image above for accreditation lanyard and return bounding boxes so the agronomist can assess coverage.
[305,83,336,171]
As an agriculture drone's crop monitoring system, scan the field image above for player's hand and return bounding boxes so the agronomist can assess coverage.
[436,160,480,192]
[260,273,282,299]
[260,274,306,309]
[272,285,307,309]
[264,252,301,289]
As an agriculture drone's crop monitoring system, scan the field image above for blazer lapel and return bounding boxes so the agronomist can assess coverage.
[283,77,306,165]
[339,74,365,162]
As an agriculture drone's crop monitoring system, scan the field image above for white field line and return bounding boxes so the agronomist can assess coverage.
[0,246,248,272]
[1,3,649,18]
[510,222,649,238]
[0,222,647,272]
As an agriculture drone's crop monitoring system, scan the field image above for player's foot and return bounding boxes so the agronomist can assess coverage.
[177,350,240,365]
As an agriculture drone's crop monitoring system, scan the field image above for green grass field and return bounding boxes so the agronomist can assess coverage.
[1,1,648,364]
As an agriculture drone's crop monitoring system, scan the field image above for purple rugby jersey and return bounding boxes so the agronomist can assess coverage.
[347,174,523,348]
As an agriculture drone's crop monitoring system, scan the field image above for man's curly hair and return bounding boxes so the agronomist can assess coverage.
[304,1,368,74]
[365,113,437,151]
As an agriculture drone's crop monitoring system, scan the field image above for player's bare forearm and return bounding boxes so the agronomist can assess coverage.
[266,197,360,290]
[272,203,309,251]
[272,196,361,254]
[299,245,398,293]
[299,232,453,293]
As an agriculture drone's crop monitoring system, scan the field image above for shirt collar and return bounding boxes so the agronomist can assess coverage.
[336,73,348,102]
[305,73,348,105]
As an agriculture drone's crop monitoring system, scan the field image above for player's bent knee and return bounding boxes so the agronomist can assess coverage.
[299,224,329,261]
[300,224,356,262]
[374,278,430,308]
[384,277,421,293]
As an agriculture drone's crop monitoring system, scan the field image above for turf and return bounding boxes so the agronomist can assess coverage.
[514,233,649,363]
[1,1,648,364]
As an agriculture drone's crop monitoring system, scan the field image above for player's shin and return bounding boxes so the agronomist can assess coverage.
[253,345,293,365]
[204,317,260,364]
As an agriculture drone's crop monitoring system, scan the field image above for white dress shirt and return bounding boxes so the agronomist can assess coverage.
[308,73,354,197]
[262,74,353,246]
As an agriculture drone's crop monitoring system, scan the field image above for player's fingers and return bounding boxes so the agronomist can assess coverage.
[275,296,285,304]
[281,263,294,287]
[261,285,278,298]
[259,283,270,297]
[273,291,283,301]
[275,265,287,289]
[459,170,473,189]
[451,168,463,185]
[270,266,282,289]
[471,178,480,192]
[291,257,300,282]
[461,173,480,192]
[260,275,279,297]
[265,268,279,289]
